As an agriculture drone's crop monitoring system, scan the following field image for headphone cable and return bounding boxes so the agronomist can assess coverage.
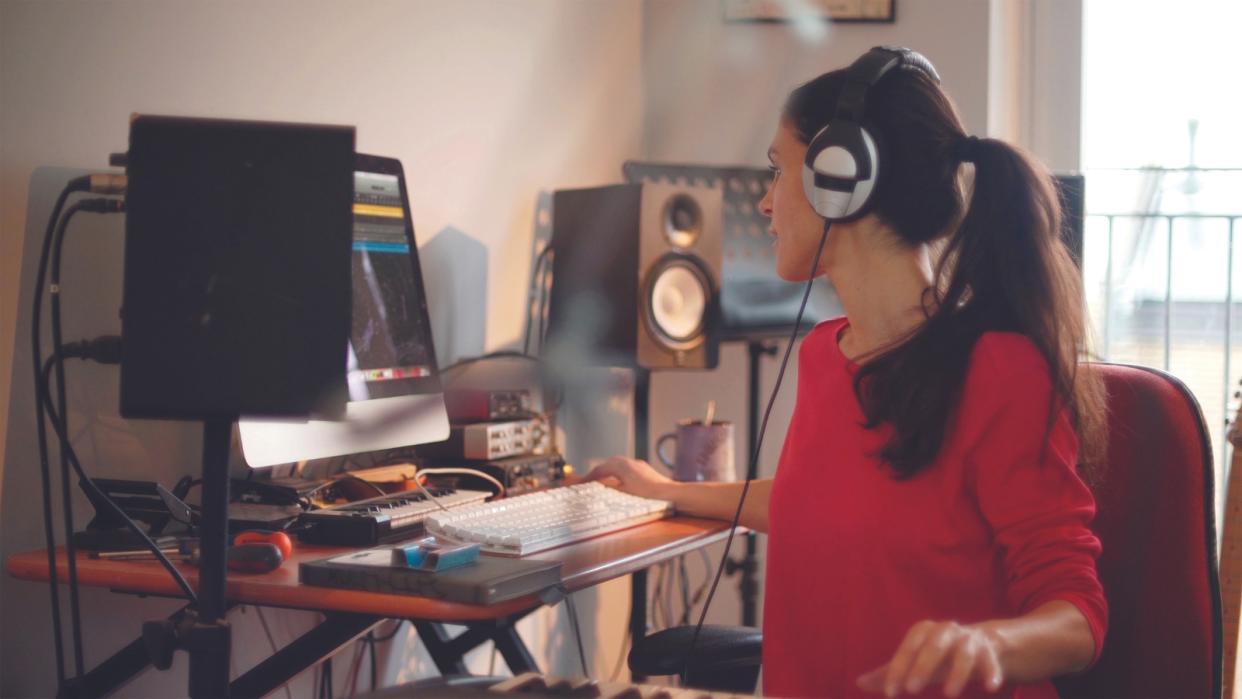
[679,219,831,684]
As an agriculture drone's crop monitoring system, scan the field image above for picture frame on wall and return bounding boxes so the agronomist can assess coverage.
[724,0,896,23]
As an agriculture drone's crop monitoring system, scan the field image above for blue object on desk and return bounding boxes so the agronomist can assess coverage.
[392,537,480,571]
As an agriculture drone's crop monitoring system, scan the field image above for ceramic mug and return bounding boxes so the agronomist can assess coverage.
[655,420,736,482]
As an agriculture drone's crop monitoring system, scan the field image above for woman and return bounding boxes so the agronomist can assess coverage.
[589,47,1107,698]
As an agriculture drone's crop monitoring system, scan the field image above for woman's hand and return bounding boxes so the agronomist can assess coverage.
[585,456,675,501]
[856,620,1005,697]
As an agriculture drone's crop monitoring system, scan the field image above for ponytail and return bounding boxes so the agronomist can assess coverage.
[854,135,1106,479]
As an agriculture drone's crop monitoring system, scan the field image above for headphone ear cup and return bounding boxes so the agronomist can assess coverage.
[802,121,880,221]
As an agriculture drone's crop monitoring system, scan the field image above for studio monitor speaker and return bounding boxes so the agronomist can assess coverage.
[120,115,355,420]
[547,182,722,370]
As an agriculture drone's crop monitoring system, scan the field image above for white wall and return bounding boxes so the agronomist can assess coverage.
[640,0,992,167]
[1,0,1080,696]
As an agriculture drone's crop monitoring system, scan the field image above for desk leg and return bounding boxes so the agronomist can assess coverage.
[229,613,382,699]
[491,622,538,675]
[414,622,469,675]
[629,569,648,681]
[414,608,541,677]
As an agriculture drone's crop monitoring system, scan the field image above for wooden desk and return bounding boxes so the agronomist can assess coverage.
[6,517,735,696]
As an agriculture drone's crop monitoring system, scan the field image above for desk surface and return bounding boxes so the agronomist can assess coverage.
[6,517,736,622]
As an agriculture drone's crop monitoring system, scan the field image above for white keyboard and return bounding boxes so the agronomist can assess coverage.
[424,482,675,556]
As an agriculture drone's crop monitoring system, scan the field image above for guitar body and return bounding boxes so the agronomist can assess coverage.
[1221,398,1242,698]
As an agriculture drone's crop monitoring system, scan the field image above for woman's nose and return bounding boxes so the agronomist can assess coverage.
[758,187,774,217]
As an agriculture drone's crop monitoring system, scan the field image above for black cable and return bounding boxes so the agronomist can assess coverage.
[369,619,403,643]
[691,548,712,608]
[367,631,378,691]
[440,350,538,376]
[48,197,125,679]
[30,175,89,687]
[663,561,674,631]
[678,555,691,625]
[524,245,552,356]
[537,248,554,353]
[322,658,333,699]
[41,356,199,602]
[650,563,665,629]
[50,200,92,678]
[681,220,831,683]
[564,592,589,679]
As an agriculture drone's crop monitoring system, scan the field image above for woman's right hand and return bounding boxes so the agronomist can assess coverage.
[585,456,676,501]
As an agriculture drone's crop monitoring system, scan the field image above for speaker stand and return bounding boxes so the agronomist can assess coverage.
[629,368,651,680]
[728,340,777,627]
[138,419,232,698]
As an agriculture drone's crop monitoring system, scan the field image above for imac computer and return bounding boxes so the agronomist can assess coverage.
[237,153,450,467]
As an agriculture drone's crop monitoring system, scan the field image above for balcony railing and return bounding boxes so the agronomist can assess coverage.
[1083,167,1242,521]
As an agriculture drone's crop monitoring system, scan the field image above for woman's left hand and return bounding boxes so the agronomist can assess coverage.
[856,620,1005,697]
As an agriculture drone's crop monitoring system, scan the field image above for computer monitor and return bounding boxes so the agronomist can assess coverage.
[237,153,450,467]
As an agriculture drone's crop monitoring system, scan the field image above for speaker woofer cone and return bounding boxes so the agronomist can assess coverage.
[645,256,711,349]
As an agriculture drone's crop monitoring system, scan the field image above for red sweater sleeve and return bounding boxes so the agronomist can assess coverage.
[962,336,1108,666]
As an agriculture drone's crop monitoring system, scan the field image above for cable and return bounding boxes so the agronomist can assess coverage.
[664,561,675,629]
[690,548,712,609]
[345,638,365,696]
[50,200,98,677]
[608,617,632,682]
[416,467,506,498]
[319,660,326,699]
[678,555,691,625]
[367,631,378,691]
[30,174,90,687]
[369,619,403,643]
[40,356,198,602]
[680,220,831,683]
[564,592,589,679]
[46,196,127,679]
[369,620,403,643]
[537,249,555,353]
[650,563,666,630]
[524,245,553,356]
[440,351,539,377]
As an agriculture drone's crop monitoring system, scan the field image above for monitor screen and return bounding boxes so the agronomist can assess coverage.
[237,154,449,467]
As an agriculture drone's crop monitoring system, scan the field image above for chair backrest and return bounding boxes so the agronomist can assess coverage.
[1055,363,1222,699]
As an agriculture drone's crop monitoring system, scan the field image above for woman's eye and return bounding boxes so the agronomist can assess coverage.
[768,166,780,179]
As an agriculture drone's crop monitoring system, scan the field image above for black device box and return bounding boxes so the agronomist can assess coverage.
[444,388,534,422]
[120,115,355,420]
[300,551,562,605]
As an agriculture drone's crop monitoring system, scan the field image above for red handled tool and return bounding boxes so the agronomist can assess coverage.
[233,530,293,560]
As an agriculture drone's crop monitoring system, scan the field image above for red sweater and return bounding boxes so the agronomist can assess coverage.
[763,318,1107,698]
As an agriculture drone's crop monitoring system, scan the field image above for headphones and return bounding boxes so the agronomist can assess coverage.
[802,46,941,221]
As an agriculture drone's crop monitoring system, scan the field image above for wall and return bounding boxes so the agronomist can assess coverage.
[1,0,1079,696]
[0,2,643,696]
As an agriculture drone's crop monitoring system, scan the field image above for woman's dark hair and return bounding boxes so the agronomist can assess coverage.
[784,65,1106,480]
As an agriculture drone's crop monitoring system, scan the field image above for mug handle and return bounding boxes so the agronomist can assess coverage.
[655,433,678,469]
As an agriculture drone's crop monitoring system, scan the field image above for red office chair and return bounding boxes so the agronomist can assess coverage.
[632,363,1224,697]
[1055,362,1222,698]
